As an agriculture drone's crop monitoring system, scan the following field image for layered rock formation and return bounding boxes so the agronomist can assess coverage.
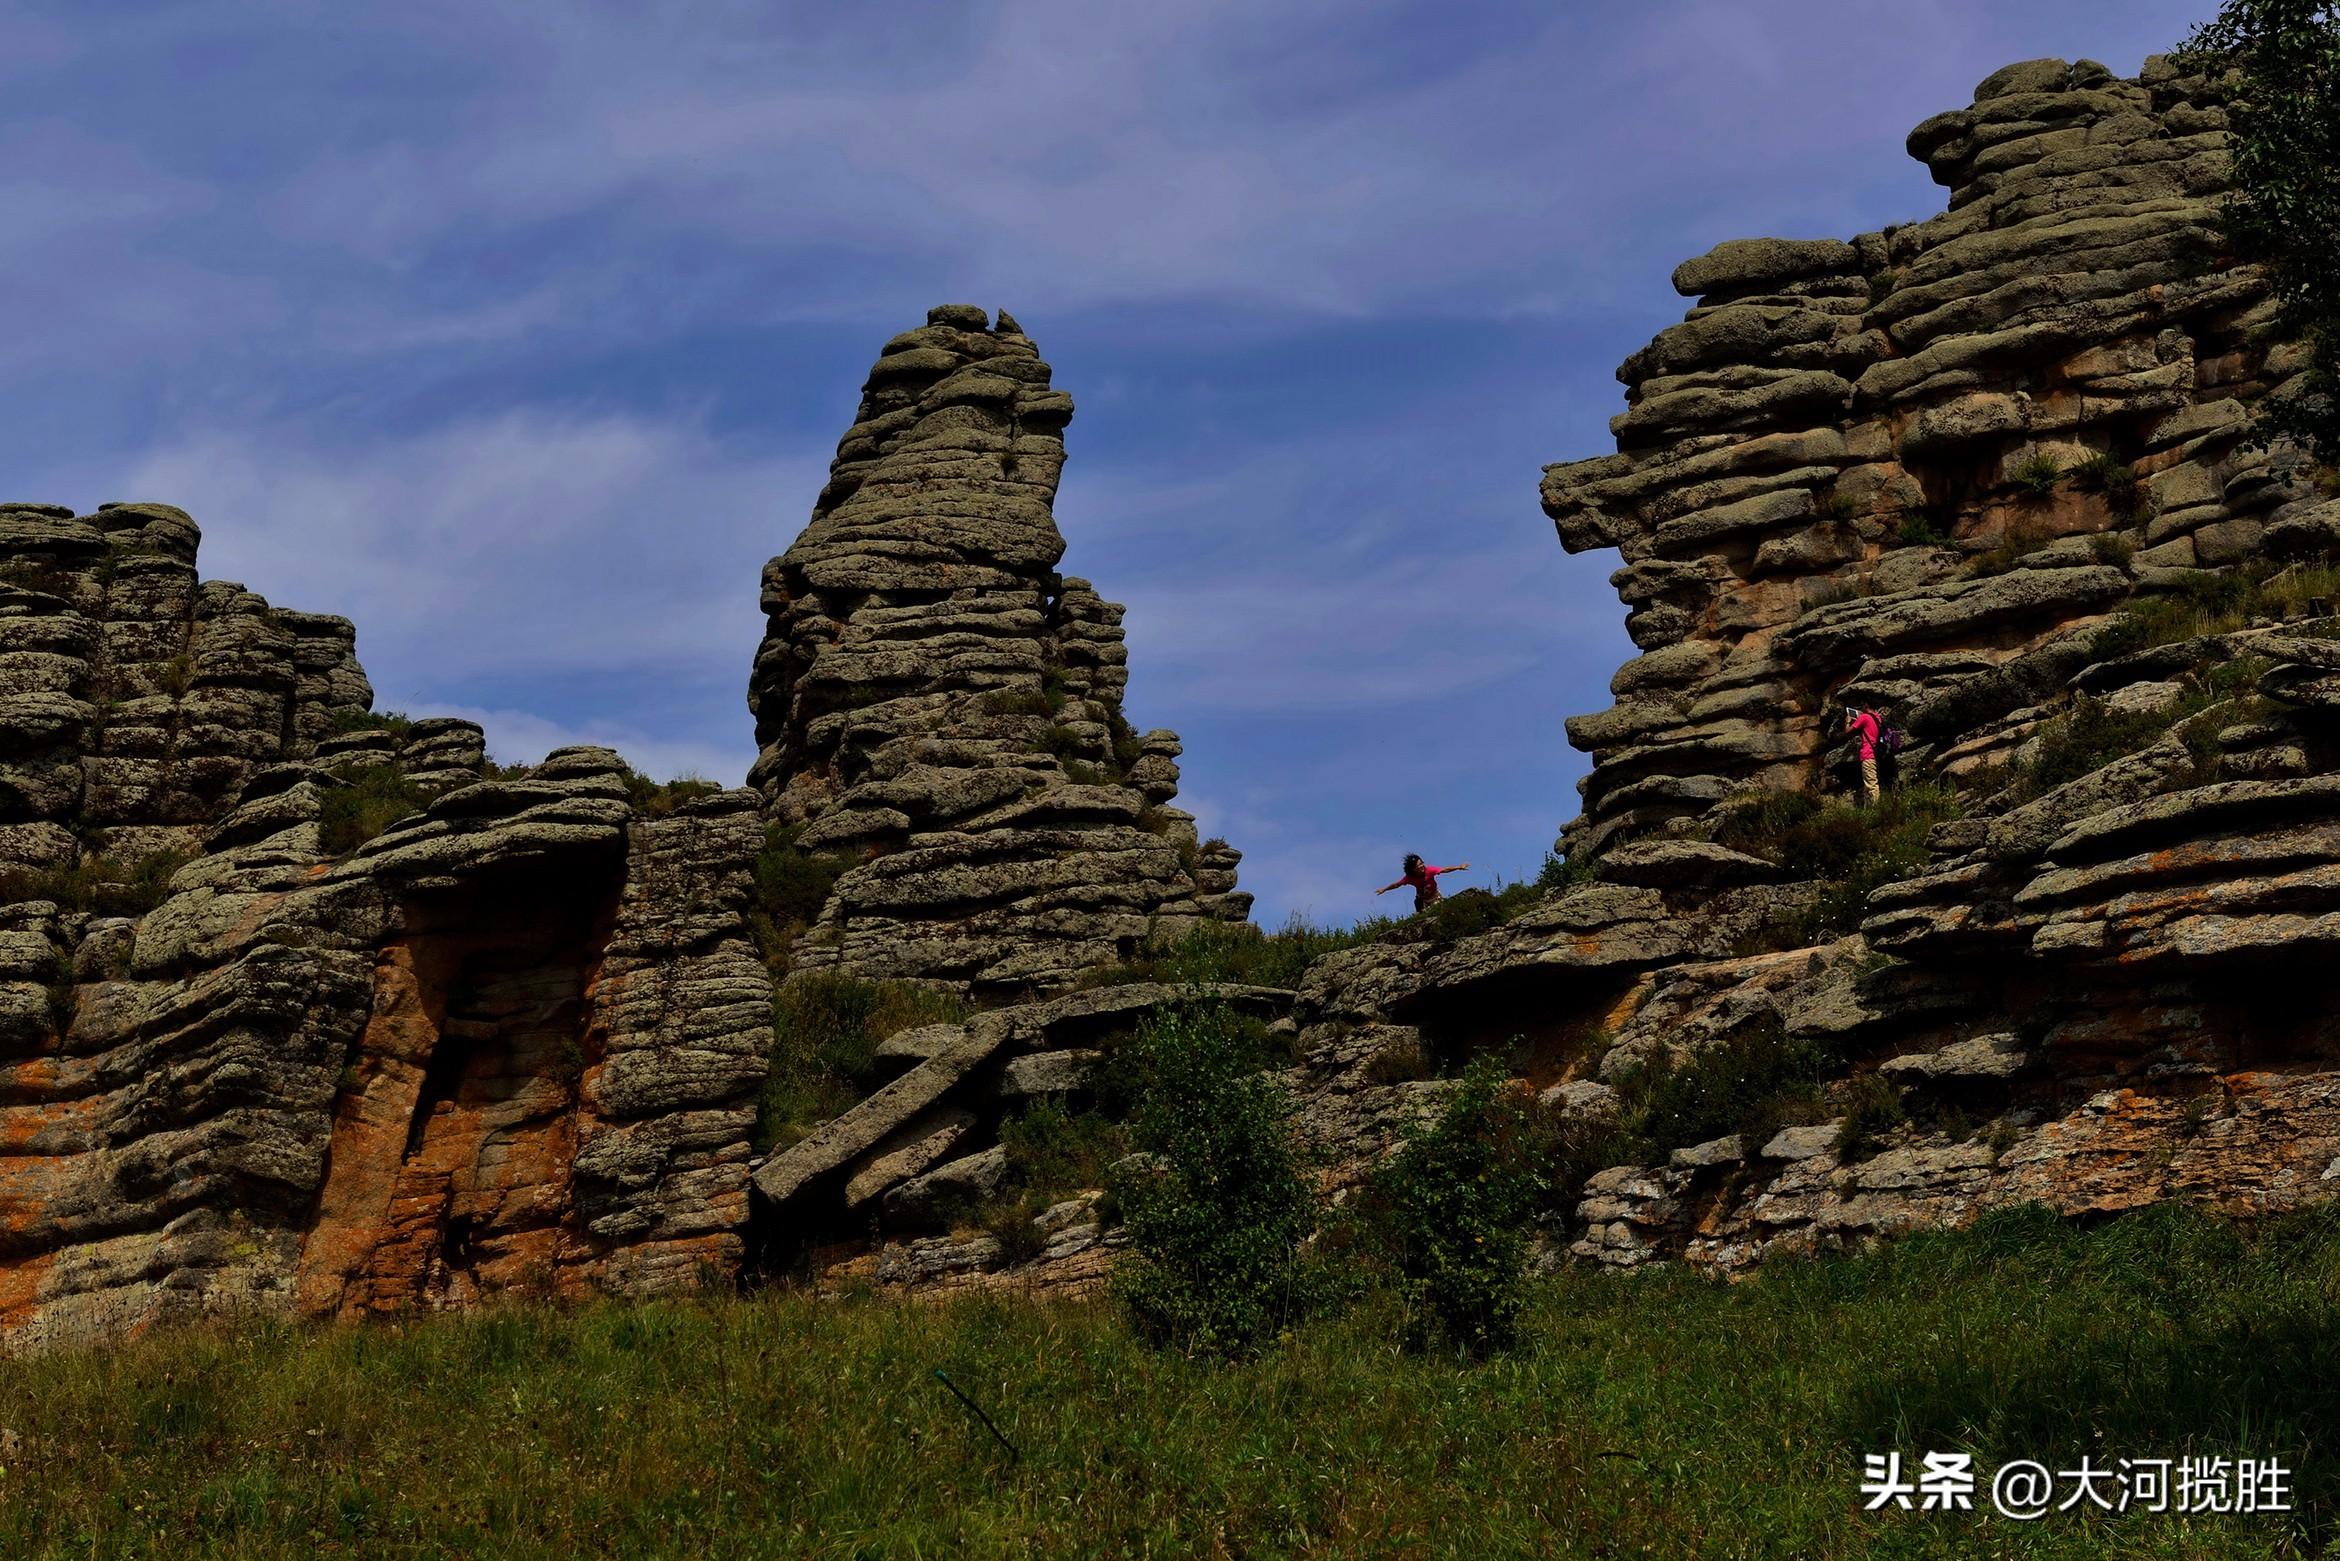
[0,501,371,872]
[1251,56,2340,1277]
[0,509,774,1348]
[747,306,1248,994]
[1542,53,2301,857]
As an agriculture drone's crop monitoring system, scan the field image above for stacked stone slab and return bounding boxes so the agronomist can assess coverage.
[748,305,1249,993]
[0,508,775,1348]
[1542,55,2316,859]
[1235,56,2340,1280]
[0,502,372,872]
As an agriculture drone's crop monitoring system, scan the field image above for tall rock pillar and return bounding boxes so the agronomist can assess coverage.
[748,306,1247,993]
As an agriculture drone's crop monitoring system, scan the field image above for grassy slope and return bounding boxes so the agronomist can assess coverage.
[5,1205,2336,1558]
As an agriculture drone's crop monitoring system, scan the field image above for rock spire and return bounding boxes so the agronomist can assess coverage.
[747,305,1248,993]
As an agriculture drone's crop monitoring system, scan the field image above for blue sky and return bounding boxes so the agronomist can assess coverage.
[1,0,2213,927]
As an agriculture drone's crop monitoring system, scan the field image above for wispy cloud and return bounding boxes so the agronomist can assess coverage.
[0,0,2223,925]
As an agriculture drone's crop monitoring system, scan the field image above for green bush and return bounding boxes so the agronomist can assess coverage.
[1967,516,2054,576]
[1081,917,1386,990]
[325,706,415,740]
[1834,1072,1909,1160]
[2018,693,2213,799]
[318,766,431,855]
[1364,1059,1546,1356]
[2009,449,2064,499]
[1112,1000,1322,1355]
[756,973,967,1150]
[999,1099,1128,1195]
[1895,513,1948,547]
[0,846,196,917]
[1535,849,1594,891]
[1619,1016,1835,1157]
[623,770,722,818]
[2070,452,2143,512]
[981,686,1059,718]
[748,826,852,964]
[1712,784,1960,942]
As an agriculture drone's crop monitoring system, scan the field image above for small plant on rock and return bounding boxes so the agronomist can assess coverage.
[1896,513,1949,547]
[2071,452,2144,514]
[2009,450,2065,500]
[1834,1072,1908,1160]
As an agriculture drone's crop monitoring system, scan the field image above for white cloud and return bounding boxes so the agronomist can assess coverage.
[428,703,754,787]
[80,408,824,683]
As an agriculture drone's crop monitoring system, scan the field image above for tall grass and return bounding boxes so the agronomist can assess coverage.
[0,1204,2331,1556]
[757,973,969,1150]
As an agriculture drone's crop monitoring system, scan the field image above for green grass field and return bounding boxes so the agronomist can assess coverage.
[4,1204,2335,1557]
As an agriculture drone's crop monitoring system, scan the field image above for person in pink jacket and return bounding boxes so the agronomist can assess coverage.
[1846,707,1882,806]
[1377,853,1470,913]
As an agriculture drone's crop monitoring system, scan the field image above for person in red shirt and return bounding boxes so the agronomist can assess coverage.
[1376,853,1470,913]
[1846,707,1882,806]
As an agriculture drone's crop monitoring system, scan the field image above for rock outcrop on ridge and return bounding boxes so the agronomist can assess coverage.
[747,306,1248,994]
[0,310,1261,1343]
[1247,55,2340,1278]
[0,509,774,1348]
[1542,53,2295,858]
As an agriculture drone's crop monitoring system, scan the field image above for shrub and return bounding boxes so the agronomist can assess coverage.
[1107,712,1144,771]
[318,766,431,855]
[1896,513,1948,547]
[1036,725,1085,760]
[1388,882,1541,945]
[1535,849,1595,890]
[0,846,196,917]
[1112,1001,1322,1355]
[2019,694,2199,798]
[624,770,723,818]
[1080,917,1386,991]
[1968,517,2053,576]
[325,706,415,740]
[2009,450,2064,499]
[999,1099,1127,1194]
[1834,1073,1909,1160]
[756,974,968,1150]
[981,686,1058,718]
[748,826,852,963]
[2070,452,2144,514]
[1818,492,1859,523]
[1712,784,1961,944]
[1618,1015,1835,1156]
[2087,532,2136,568]
[1364,1059,1547,1356]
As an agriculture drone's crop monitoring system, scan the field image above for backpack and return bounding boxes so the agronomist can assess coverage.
[1879,725,1904,756]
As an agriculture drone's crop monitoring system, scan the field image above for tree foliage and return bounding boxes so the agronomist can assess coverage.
[1364,1058,1547,1356]
[1110,1000,1321,1355]
[2181,1,2340,459]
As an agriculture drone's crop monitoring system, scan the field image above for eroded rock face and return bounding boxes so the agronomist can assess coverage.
[1264,57,2340,1278]
[747,307,1249,994]
[0,502,370,863]
[0,509,775,1348]
[1544,55,2308,859]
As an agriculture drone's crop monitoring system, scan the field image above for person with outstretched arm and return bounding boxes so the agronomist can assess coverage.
[1377,853,1469,913]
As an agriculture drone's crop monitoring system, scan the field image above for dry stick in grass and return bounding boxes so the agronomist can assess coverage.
[932,1369,1021,1465]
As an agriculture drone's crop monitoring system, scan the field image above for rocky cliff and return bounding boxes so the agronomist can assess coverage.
[0,310,1257,1344]
[0,505,775,1346]
[748,305,1248,994]
[1248,53,2340,1278]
